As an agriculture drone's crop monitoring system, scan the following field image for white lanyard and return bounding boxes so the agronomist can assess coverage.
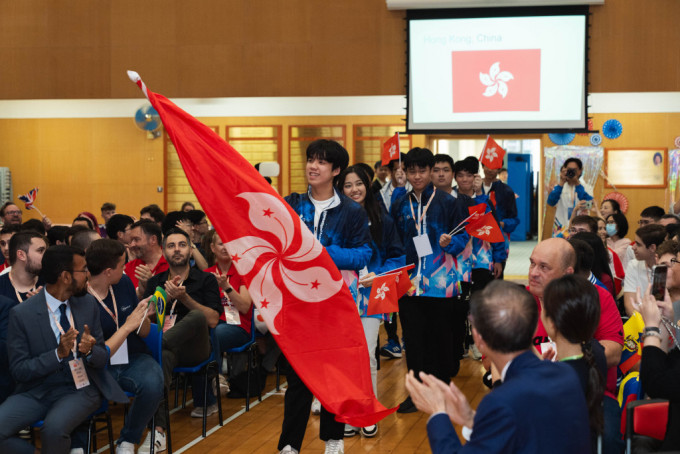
[88,284,119,328]
[409,189,436,236]
[47,301,77,356]
[8,271,37,303]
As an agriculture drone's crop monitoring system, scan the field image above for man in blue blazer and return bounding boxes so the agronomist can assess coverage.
[406,280,590,454]
[0,245,127,454]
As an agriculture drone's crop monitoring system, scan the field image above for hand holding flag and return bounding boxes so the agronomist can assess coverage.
[18,188,46,218]
[367,274,399,316]
[465,211,505,243]
[480,135,506,170]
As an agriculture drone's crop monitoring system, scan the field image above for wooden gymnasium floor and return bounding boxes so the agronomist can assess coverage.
[73,326,490,454]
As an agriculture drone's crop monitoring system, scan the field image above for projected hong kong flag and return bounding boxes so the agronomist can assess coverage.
[451,49,541,113]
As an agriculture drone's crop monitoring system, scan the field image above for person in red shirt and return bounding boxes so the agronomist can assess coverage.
[528,238,624,454]
[124,220,168,298]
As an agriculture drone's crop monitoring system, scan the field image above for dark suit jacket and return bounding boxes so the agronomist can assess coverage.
[7,289,127,403]
[0,295,17,403]
[426,351,591,454]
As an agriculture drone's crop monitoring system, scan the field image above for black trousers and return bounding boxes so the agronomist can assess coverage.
[399,294,468,383]
[384,312,400,344]
[277,356,344,451]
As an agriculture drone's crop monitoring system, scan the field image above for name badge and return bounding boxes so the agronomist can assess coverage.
[224,305,240,325]
[69,358,91,389]
[413,234,433,258]
[163,314,177,333]
[110,339,129,365]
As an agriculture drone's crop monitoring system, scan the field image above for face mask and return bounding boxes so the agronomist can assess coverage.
[605,224,618,237]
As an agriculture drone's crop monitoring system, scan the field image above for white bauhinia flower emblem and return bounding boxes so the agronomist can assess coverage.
[388,143,397,159]
[480,62,514,98]
[226,192,343,334]
[476,225,492,236]
[375,282,389,301]
[484,147,498,163]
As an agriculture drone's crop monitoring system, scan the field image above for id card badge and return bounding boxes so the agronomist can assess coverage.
[69,358,91,389]
[224,305,240,325]
[413,234,433,258]
[110,339,129,365]
[163,314,177,333]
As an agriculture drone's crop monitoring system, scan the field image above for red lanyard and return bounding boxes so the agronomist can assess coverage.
[88,284,118,328]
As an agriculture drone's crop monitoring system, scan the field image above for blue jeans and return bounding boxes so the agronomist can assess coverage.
[193,322,250,407]
[602,395,624,454]
[109,353,164,444]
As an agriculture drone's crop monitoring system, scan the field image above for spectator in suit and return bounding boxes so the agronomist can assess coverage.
[405,280,590,454]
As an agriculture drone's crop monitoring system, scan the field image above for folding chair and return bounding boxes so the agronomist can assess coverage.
[226,311,261,411]
[625,398,670,454]
[142,323,172,454]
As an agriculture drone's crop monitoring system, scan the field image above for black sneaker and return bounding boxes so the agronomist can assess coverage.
[396,396,417,414]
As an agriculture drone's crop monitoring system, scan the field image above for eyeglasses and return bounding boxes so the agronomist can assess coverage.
[71,268,88,274]
[4,210,21,216]
[639,219,652,226]
[671,258,680,266]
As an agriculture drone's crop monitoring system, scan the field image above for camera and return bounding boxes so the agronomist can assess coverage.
[566,169,576,179]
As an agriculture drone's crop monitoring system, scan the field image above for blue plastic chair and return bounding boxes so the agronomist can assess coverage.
[172,328,223,437]
[142,323,172,454]
[226,310,261,411]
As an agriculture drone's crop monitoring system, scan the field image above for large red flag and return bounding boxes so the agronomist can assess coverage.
[465,211,505,243]
[127,71,395,426]
[381,133,400,166]
[366,274,398,316]
[479,135,506,170]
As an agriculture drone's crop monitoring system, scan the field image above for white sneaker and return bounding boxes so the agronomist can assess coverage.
[361,424,378,438]
[470,344,482,360]
[191,403,218,418]
[343,424,359,438]
[138,429,166,454]
[279,445,299,454]
[310,397,321,415]
[70,450,84,454]
[324,439,344,454]
[116,441,135,454]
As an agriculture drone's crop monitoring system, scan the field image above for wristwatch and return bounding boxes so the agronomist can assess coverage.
[226,287,233,294]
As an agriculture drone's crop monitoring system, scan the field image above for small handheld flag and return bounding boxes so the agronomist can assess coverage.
[479,135,506,170]
[367,274,399,316]
[465,212,505,243]
[382,133,400,166]
[18,188,45,218]
[136,286,168,334]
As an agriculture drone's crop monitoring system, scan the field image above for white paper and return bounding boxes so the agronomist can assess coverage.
[413,234,433,258]
[224,305,240,325]
[69,358,91,389]
[110,339,129,365]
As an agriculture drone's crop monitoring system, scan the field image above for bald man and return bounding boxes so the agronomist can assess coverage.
[528,238,624,454]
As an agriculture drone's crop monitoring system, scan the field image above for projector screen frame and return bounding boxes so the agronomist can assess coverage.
[406,5,590,135]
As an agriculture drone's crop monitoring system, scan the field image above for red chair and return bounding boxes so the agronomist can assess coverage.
[625,399,669,454]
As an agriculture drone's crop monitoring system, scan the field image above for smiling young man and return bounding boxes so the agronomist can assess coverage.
[280,139,372,454]
[139,228,221,453]
[390,147,470,413]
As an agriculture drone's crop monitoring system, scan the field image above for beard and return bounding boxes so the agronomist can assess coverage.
[168,253,190,267]
[25,259,41,277]
[70,279,88,298]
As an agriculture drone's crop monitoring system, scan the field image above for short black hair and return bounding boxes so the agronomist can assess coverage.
[71,229,101,251]
[433,154,454,170]
[607,213,629,237]
[374,160,382,170]
[387,153,407,173]
[567,238,594,274]
[305,139,349,172]
[106,214,135,240]
[162,227,191,247]
[640,206,665,221]
[41,245,85,285]
[181,201,195,211]
[562,157,583,170]
[453,156,479,176]
[0,224,21,236]
[571,215,598,233]
[19,219,46,235]
[100,202,116,212]
[46,225,68,246]
[9,231,45,266]
[140,204,166,224]
[72,216,94,230]
[65,225,90,245]
[636,224,667,249]
[470,280,537,353]
[602,199,621,214]
[86,239,126,276]
[404,147,434,170]
[186,209,206,225]
[132,219,163,245]
[161,211,190,236]
[661,214,680,224]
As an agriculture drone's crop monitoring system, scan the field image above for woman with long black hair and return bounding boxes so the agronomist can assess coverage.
[541,274,607,454]
[336,164,405,438]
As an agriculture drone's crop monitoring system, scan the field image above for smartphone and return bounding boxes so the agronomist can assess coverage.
[652,265,668,300]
